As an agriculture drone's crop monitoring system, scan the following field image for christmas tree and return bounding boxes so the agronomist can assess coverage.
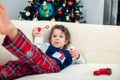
[19,0,86,23]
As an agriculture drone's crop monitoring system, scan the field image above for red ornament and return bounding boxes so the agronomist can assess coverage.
[68,1,73,6]
[70,14,75,19]
[57,10,63,15]
[47,0,52,2]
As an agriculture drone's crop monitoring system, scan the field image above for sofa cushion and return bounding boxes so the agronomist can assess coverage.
[0,20,120,64]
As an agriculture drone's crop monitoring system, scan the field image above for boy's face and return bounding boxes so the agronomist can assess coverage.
[50,29,68,49]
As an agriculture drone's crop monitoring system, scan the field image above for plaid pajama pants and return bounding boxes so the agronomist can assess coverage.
[0,29,60,80]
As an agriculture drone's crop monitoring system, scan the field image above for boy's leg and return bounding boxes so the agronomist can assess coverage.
[0,60,34,80]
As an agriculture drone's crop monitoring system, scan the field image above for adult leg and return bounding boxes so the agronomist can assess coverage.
[0,65,4,71]
[0,60,34,80]
[2,30,60,74]
[0,3,34,60]
[0,3,39,61]
[0,3,60,74]
[0,3,18,41]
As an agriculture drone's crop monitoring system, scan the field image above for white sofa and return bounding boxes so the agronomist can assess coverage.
[0,20,120,80]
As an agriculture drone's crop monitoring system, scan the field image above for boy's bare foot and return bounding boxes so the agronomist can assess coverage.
[0,3,12,35]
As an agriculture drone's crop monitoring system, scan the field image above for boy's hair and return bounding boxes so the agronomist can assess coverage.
[49,25,71,49]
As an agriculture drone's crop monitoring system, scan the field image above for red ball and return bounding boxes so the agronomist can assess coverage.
[70,14,75,19]
[68,1,73,6]
[47,0,52,2]
[57,10,63,15]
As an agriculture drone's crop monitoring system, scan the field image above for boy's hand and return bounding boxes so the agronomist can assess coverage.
[70,48,80,59]
[32,27,40,37]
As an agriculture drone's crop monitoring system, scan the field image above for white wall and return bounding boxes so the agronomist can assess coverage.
[0,0,28,19]
[0,0,104,25]
[81,0,104,24]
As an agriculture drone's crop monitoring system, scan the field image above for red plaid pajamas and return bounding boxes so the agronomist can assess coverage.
[0,29,60,80]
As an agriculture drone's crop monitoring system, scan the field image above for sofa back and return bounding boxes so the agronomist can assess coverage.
[0,20,120,64]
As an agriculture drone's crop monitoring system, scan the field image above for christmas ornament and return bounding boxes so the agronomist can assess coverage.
[75,10,79,14]
[47,0,52,2]
[70,14,75,19]
[66,16,69,21]
[39,1,54,17]
[66,9,69,12]
[25,11,31,16]
[68,1,73,6]
[57,10,63,15]
[28,0,34,4]
[62,3,66,7]
[19,0,86,23]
